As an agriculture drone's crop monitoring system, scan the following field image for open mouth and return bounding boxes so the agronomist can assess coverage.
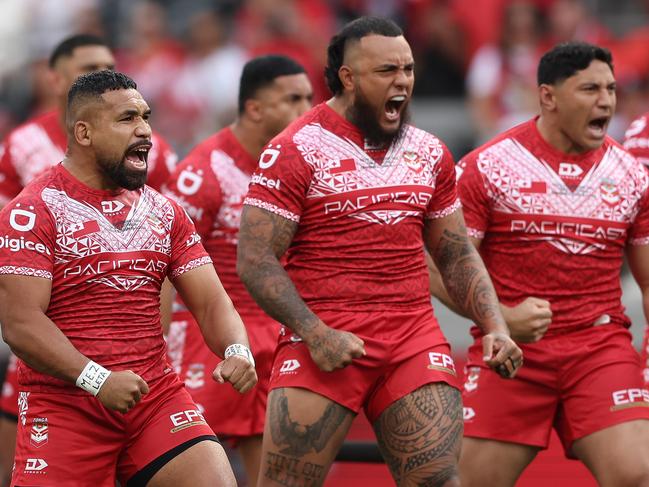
[125,142,151,170]
[587,116,609,138]
[385,95,407,122]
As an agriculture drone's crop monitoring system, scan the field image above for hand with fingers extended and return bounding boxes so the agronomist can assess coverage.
[96,370,149,414]
[482,331,524,379]
[213,355,257,394]
[305,324,366,372]
[502,297,552,343]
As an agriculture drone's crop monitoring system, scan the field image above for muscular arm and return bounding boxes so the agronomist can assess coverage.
[236,205,320,339]
[0,275,87,383]
[237,205,365,371]
[0,274,151,412]
[628,244,649,324]
[173,264,251,356]
[424,209,506,334]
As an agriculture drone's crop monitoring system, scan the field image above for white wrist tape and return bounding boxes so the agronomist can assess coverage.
[76,361,111,396]
[224,344,255,367]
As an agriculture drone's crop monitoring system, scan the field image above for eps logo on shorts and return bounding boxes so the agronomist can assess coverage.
[610,388,649,411]
[427,352,456,376]
[169,409,207,433]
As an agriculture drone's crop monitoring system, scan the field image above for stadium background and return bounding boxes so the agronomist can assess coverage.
[0,0,647,485]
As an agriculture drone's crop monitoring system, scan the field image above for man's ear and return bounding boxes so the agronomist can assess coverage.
[338,65,354,92]
[244,98,263,123]
[74,121,92,147]
[538,84,557,112]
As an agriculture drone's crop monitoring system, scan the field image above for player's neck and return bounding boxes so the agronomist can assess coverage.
[327,96,349,121]
[536,115,588,156]
[62,153,120,191]
[231,120,266,160]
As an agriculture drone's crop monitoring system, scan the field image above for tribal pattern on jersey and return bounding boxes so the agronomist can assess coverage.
[245,103,459,312]
[475,138,647,254]
[291,122,448,226]
[459,119,649,335]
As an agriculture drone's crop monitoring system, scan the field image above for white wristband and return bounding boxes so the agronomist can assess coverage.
[224,344,255,367]
[76,361,111,396]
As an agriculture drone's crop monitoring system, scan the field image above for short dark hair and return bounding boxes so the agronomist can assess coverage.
[238,55,306,114]
[325,17,403,95]
[49,34,109,68]
[537,41,613,86]
[66,71,137,128]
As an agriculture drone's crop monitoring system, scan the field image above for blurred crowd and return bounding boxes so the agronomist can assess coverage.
[2,0,649,155]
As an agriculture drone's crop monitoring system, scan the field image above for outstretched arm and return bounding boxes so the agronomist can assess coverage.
[237,205,365,371]
[424,208,522,377]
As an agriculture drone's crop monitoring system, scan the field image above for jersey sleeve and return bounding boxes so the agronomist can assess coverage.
[243,141,313,222]
[629,186,649,246]
[163,147,222,241]
[623,115,649,167]
[457,152,491,239]
[0,193,55,279]
[167,198,212,280]
[425,143,461,219]
[147,133,178,192]
[0,139,25,207]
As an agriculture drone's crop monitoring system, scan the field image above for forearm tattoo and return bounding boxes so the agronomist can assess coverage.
[237,206,319,336]
[431,218,502,329]
[374,384,462,485]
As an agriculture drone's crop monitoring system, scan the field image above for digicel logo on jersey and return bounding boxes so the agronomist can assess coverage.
[251,173,281,190]
[0,235,51,255]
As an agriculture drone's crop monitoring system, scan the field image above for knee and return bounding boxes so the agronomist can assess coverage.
[400,466,459,487]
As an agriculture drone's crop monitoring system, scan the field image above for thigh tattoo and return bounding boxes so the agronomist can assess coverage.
[374,384,463,486]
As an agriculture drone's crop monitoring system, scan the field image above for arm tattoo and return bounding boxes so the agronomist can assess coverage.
[428,215,504,331]
[237,205,320,336]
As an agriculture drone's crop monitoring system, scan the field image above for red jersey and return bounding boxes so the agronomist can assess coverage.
[0,164,210,393]
[0,110,176,205]
[244,103,460,312]
[623,112,649,167]
[459,119,649,336]
[164,127,273,324]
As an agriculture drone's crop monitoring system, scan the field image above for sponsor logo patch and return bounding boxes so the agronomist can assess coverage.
[427,352,456,376]
[169,409,207,433]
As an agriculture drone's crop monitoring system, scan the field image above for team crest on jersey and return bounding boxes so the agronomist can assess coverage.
[185,363,205,389]
[403,151,423,174]
[600,180,620,206]
[147,215,166,238]
[30,418,48,448]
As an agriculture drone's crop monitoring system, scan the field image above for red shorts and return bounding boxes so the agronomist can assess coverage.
[167,310,279,438]
[463,324,649,456]
[269,307,460,423]
[640,324,649,386]
[11,372,217,486]
[0,354,18,420]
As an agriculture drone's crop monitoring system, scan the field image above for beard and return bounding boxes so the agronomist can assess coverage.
[346,88,410,148]
[97,154,147,191]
